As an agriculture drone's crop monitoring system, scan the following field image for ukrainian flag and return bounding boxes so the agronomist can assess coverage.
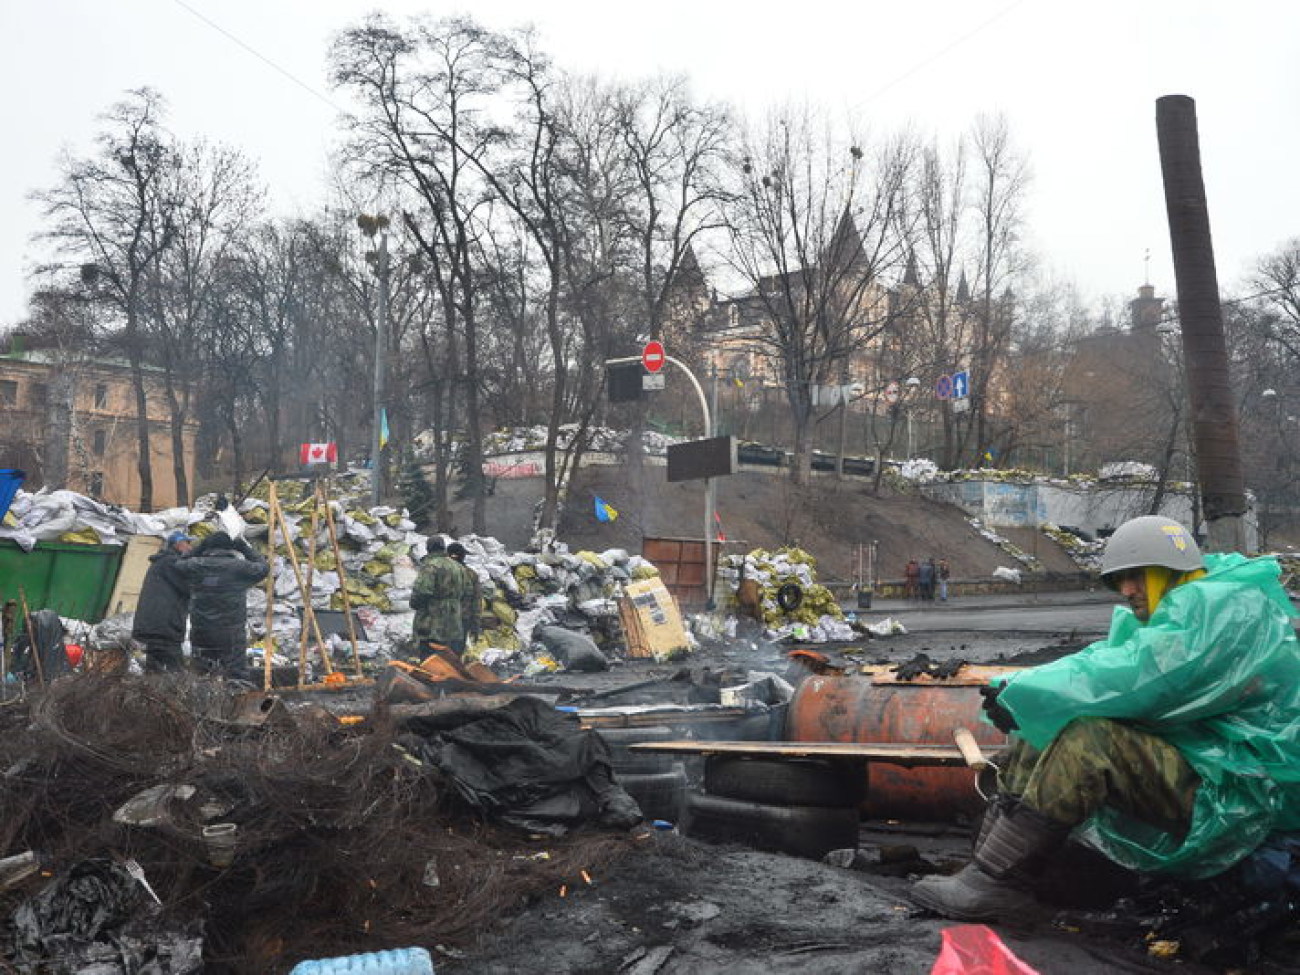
[594,496,619,523]
[380,408,390,449]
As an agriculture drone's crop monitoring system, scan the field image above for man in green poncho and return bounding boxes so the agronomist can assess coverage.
[913,515,1300,921]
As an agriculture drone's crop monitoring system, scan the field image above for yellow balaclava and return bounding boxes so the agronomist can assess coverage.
[1142,566,1206,618]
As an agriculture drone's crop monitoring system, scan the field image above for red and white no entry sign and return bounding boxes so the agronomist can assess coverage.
[642,340,666,373]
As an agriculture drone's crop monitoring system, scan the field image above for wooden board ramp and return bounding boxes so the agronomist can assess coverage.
[629,739,969,769]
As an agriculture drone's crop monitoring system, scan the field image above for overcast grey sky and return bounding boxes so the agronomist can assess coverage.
[3,0,1298,328]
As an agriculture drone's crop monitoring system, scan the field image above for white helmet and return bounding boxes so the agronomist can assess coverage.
[1099,516,1203,589]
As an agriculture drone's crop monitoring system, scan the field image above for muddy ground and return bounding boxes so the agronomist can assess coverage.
[433,623,1300,975]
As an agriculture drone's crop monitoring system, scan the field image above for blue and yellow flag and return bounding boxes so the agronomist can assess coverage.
[594,496,619,523]
[379,408,390,449]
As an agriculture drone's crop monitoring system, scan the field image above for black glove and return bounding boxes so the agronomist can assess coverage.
[979,683,1019,734]
[234,537,255,559]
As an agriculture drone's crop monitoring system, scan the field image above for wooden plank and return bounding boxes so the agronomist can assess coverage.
[105,534,162,616]
[579,708,751,729]
[628,739,969,768]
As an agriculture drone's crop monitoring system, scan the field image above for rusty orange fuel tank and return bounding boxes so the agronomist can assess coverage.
[786,667,1022,821]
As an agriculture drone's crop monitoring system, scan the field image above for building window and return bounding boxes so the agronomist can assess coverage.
[94,383,108,408]
[29,382,48,407]
[89,472,104,497]
[93,429,107,456]
[0,380,16,406]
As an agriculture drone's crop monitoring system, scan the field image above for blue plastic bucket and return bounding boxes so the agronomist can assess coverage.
[288,947,434,975]
[0,470,24,522]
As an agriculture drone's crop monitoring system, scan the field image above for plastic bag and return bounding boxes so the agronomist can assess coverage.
[930,924,1039,975]
[88,613,135,652]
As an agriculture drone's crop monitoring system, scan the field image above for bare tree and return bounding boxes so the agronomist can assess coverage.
[907,138,976,468]
[968,114,1030,465]
[332,15,503,532]
[152,141,262,504]
[1250,239,1300,364]
[34,88,177,509]
[724,109,915,482]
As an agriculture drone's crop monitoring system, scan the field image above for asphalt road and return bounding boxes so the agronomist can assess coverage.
[853,589,1117,635]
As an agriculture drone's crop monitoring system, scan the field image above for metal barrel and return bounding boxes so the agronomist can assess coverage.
[786,670,1018,821]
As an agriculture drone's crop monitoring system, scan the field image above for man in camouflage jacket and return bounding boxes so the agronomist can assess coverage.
[411,536,464,654]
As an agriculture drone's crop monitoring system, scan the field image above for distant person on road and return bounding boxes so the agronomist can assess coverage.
[131,531,195,673]
[903,559,920,600]
[912,515,1300,922]
[173,531,269,683]
[937,558,952,601]
[411,536,465,655]
[919,558,936,601]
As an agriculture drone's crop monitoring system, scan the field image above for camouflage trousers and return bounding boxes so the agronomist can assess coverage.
[997,718,1200,834]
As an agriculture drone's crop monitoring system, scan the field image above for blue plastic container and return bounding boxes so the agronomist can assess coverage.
[0,470,23,522]
[288,947,434,975]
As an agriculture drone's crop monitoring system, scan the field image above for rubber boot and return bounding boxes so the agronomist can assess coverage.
[971,793,1018,852]
[910,802,1069,921]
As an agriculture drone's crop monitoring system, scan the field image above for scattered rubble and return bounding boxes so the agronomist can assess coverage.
[0,673,648,973]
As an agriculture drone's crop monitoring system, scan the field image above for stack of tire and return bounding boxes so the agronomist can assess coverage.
[597,726,689,825]
[684,756,862,859]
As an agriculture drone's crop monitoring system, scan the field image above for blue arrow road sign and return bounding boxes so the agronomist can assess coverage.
[935,375,952,400]
[951,370,970,399]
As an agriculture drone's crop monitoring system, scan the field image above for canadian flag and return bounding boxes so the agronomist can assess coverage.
[300,442,338,465]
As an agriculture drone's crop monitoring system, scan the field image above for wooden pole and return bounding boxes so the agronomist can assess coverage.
[261,483,279,692]
[269,493,332,685]
[16,587,45,688]
[319,482,364,678]
[299,485,322,672]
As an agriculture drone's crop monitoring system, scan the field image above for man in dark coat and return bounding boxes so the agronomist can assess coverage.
[173,531,269,682]
[131,531,194,673]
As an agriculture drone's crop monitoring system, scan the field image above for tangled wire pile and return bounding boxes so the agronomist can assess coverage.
[0,674,640,973]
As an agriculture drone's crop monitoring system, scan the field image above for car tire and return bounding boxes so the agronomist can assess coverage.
[619,763,687,824]
[776,583,804,612]
[595,725,677,774]
[703,756,862,808]
[684,793,859,859]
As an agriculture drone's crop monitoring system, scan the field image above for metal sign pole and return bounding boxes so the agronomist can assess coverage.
[605,353,714,606]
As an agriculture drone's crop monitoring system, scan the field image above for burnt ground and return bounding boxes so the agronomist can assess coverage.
[434,622,1300,975]
[451,832,1205,975]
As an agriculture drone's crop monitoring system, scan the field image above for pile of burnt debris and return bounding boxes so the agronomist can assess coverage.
[3,663,1300,974]
[0,672,654,973]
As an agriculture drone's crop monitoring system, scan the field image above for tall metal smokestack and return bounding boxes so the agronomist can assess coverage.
[1155,94,1247,553]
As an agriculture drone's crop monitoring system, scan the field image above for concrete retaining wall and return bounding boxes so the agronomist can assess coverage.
[921,480,1258,550]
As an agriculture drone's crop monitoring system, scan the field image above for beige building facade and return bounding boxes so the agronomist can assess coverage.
[1,339,198,510]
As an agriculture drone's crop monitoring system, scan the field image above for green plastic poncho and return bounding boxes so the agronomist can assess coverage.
[998,552,1300,878]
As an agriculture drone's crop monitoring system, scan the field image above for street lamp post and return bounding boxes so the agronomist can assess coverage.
[904,377,921,458]
[605,354,716,606]
[359,215,391,506]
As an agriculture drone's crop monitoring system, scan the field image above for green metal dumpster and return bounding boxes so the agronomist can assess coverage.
[0,539,126,623]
